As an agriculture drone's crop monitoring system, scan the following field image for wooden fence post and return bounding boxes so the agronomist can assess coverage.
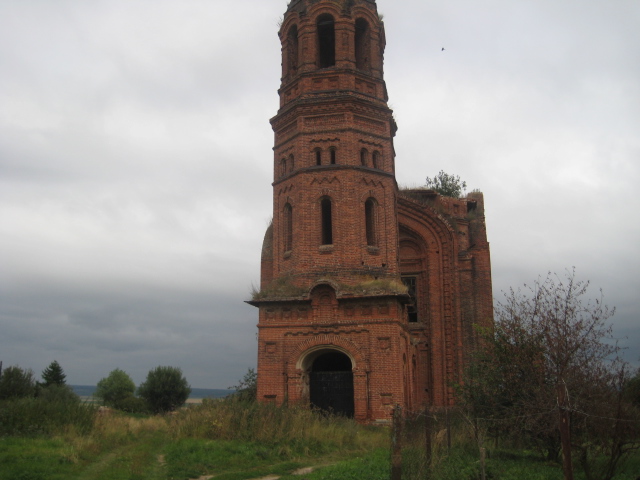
[425,407,432,479]
[557,381,574,480]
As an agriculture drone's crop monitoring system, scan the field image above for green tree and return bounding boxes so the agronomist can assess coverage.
[228,368,257,402]
[41,360,67,386]
[137,366,191,414]
[0,365,36,400]
[425,170,467,198]
[95,369,136,408]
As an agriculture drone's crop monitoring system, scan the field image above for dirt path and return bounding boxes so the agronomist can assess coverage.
[190,465,326,480]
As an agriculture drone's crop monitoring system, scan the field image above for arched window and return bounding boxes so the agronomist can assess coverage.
[280,158,287,177]
[360,148,368,166]
[314,148,322,166]
[355,18,371,71]
[287,25,299,76]
[284,203,293,252]
[330,148,336,164]
[365,198,377,246]
[317,14,335,68]
[288,154,295,173]
[372,151,380,169]
[320,197,333,245]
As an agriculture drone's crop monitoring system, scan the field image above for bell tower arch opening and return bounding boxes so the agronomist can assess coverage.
[287,24,299,77]
[355,18,371,72]
[317,14,336,69]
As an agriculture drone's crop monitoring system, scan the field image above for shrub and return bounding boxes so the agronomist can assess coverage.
[36,384,80,404]
[138,366,191,414]
[0,396,96,436]
[118,395,150,414]
[228,368,257,402]
[96,369,136,408]
[424,170,467,198]
[0,365,36,400]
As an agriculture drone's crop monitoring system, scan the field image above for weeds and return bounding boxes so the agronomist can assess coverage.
[0,397,96,436]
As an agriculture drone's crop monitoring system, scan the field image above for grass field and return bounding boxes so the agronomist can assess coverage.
[1,398,639,480]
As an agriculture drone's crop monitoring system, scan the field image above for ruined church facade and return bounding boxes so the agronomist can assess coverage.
[248,0,492,423]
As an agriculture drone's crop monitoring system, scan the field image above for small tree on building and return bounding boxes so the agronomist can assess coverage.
[425,170,467,198]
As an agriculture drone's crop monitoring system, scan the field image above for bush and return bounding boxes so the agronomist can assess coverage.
[36,384,80,404]
[138,366,191,414]
[424,170,467,198]
[228,368,257,402]
[0,365,36,400]
[118,395,150,414]
[0,396,96,436]
[96,369,136,408]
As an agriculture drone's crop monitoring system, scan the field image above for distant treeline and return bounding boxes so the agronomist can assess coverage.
[71,385,231,399]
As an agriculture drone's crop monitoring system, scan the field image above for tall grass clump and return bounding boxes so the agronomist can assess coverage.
[171,400,387,455]
[0,397,97,436]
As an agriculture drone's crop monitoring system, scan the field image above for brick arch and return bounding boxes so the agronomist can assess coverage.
[398,201,462,406]
[309,279,341,296]
[351,6,383,28]
[307,5,342,22]
[287,335,369,373]
[278,11,300,39]
[398,202,457,255]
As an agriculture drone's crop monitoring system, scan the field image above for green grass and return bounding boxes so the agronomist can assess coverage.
[278,448,390,480]
[1,398,638,480]
[164,439,304,479]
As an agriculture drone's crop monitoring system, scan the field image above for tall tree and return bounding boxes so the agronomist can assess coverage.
[0,365,36,400]
[458,270,639,480]
[138,366,191,414]
[41,360,67,386]
[95,369,136,408]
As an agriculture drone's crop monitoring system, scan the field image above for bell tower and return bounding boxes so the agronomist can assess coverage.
[252,0,408,422]
[250,0,494,422]
[269,0,399,286]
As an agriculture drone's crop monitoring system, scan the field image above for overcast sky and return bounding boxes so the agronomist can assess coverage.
[1,0,638,389]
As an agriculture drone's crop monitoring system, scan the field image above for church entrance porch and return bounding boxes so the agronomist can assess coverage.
[309,351,354,417]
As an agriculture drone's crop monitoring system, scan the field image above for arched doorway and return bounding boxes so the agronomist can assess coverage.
[309,351,354,417]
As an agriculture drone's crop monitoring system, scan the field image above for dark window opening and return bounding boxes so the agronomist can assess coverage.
[321,197,333,245]
[315,149,322,165]
[365,198,376,246]
[287,25,299,76]
[372,151,380,169]
[355,18,371,71]
[284,203,293,252]
[402,276,419,323]
[280,158,287,177]
[317,15,335,68]
[330,148,336,164]
[360,148,368,166]
[288,154,295,173]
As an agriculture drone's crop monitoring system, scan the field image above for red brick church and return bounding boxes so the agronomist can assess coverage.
[249,0,493,423]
